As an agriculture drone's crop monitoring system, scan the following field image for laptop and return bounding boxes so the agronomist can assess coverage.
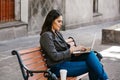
[73,34,96,54]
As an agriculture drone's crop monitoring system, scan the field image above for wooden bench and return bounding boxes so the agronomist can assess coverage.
[12,37,102,80]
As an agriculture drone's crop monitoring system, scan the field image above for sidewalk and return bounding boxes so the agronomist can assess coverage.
[0,20,120,80]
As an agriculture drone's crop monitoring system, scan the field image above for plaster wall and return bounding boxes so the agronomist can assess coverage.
[99,0,119,19]
[65,0,93,28]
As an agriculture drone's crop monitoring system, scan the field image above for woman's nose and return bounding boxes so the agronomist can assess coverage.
[60,22,62,26]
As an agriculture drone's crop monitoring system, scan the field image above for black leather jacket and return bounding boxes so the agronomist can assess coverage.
[40,31,71,67]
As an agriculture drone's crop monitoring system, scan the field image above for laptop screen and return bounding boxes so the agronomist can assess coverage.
[73,33,97,54]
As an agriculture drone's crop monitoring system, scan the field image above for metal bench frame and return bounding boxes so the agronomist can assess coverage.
[11,37,102,80]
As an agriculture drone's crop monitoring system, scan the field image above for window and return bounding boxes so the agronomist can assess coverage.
[93,0,102,17]
[93,0,98,13]
[0,0,15,23]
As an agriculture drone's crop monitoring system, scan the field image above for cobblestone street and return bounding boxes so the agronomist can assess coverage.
[0,20,120,80]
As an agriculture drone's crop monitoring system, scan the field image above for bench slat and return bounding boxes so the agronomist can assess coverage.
[19,47,40,55]
[26,62,47,70]
[23,56,44,65]
[25,63,47,70]
[21,52,43,61]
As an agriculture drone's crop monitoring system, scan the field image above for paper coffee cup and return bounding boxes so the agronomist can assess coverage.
[60,69,67,80]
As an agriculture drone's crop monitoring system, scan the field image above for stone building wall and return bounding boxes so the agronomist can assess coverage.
[28,0,120,32]
[65,0,93,29]
[99,0,119,19]
[28,0,64,35]
[65,0,120,29]
[1,0,120,41]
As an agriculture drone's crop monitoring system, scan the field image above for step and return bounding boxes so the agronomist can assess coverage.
[102,24,120,44]
[0,21,28,41]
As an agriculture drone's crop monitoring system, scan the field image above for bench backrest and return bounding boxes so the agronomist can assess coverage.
[12,37,76,80]
[12,47,48,80]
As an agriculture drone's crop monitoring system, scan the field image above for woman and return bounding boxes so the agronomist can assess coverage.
[40,9,109,80]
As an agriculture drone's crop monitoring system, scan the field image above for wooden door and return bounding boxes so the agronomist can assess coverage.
[0,0,15,22]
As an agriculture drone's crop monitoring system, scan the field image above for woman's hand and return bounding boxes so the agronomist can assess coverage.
[70,46,86,53]
[70,45,90,54]
[79,46,87,51]
[70,46,76,53]
[76,45,87,51]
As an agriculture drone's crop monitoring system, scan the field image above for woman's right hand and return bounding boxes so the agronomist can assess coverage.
[70,46,76,53]
[70,46,85,54]
[70,45,90,54]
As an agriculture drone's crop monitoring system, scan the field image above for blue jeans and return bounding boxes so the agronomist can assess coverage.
[50,51,108,80]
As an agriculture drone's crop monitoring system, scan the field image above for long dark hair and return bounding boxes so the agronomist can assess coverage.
[40,9,62,35]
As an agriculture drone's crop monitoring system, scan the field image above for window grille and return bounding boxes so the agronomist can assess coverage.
[40,0,64,17]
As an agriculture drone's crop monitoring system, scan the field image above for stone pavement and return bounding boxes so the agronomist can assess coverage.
[0,20,120,80]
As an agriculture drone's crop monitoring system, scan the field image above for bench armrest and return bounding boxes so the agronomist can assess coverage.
[12,50,58,80]
[29,69,58,80]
